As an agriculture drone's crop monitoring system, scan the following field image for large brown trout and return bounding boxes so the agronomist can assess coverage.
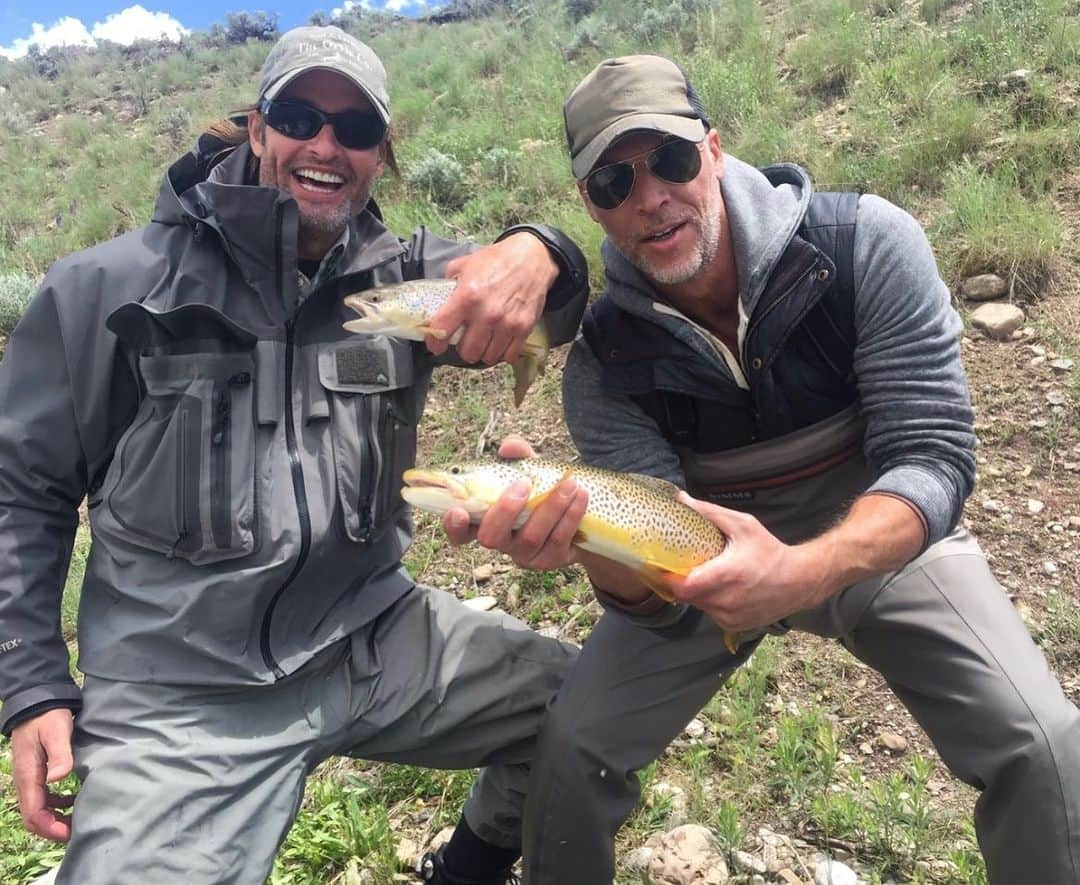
[401,458,740,652]
[343,279,549,407]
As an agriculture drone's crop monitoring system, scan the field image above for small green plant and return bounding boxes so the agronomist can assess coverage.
[405,148,467,209]
[271,774,399,883]
[0,271,38,335]
[713,797,746,855]
[157,105,194,149]
[770,706,838,807]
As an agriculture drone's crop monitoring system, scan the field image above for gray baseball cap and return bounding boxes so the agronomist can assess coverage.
[564,55,708,180]
[258,26,390,123]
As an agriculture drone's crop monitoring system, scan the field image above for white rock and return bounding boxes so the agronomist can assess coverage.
[684,718,706,739]
[970,303,1025,340]
[463,595,497,611]
[814,858,859,885]
[1028,499,1046,514]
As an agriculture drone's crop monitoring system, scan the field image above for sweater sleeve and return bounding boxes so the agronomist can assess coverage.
[852,194,976,545]
[0,281,86,734]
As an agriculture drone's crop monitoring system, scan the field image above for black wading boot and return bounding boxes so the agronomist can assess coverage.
[414,845,520,885]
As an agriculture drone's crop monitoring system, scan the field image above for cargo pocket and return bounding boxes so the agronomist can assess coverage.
[317,337,418,543]
[99,304,259,564]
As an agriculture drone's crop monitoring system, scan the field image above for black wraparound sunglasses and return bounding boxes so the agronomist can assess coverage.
[585,138,703,210]
[258,98,387,151]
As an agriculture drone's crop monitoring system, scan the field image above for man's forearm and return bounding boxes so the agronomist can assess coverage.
[794,492,927,608]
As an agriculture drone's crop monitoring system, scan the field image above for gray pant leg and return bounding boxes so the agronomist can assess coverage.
[840,532,1080,885]
[59,661,333,885]
[521,609,754,884]
[326,587,579,849]
[59,586,577,881]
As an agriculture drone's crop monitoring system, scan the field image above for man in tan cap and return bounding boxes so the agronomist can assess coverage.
[443,54,1080,883]
[0,24,590,885]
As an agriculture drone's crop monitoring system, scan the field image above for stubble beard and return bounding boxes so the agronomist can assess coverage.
[630,188,724,286]
[258,160,369,242]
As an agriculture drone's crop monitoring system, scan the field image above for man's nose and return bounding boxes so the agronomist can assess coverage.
[630,164,672,213]
[308,121,344,154]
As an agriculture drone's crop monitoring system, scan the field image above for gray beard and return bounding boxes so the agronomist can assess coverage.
[298,201,356,239]
[637,195,723,286]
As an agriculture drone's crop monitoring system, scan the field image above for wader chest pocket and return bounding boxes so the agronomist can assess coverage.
[100,304,259,564]
[317,338,418,543]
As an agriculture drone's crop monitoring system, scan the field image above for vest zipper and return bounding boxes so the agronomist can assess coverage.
[741,258,821,372]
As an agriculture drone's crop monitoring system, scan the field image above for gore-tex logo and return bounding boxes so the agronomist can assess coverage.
[0,637,22,654]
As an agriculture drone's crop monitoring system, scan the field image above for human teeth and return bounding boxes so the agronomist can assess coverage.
[297,169,344,184]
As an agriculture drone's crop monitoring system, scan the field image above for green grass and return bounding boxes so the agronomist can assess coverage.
[1,0,1079,881]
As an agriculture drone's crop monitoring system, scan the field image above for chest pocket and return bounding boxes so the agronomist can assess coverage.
[316,337,419,543]
[97,303,259,564]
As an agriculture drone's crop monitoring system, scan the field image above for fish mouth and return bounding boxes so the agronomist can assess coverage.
[401,469,469,501]
[343,294,380,319]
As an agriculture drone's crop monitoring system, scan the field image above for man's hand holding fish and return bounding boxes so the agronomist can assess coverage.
[441,436,592,572]
[426,233,558,365]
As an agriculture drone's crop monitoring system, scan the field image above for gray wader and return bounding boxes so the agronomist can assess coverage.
[522,407,1080,884]
[57,586,577,884]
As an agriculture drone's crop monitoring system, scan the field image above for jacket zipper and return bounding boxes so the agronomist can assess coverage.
[740,259,820,373]
[168,409,190,559]
[259,214,311,680]
[210,372,251,549]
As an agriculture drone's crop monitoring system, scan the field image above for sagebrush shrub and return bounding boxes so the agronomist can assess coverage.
[405,149,466,208]
[0,271,39,334]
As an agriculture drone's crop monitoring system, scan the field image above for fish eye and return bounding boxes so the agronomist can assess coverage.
[449,465,461,474]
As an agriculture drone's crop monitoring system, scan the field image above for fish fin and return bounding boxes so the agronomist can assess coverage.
[626,473,683,499]
[510,323,550,407]
[635,563,681,603]
[723,631,742,654]
[420,325,450,340]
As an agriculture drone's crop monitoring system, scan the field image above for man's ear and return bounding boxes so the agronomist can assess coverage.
[706,129,723,177]
[576,180,601,223]
[247,110,265,158]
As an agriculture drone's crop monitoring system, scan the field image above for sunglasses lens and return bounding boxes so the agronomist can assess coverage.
[266,102,322,140]
[331,111,386,150]
[649,140,702,184]
[587,163,636,210]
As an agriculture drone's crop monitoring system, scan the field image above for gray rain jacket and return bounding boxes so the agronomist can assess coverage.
[0,140,588,734]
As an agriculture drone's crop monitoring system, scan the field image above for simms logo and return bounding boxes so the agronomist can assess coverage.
[0,637,22,654]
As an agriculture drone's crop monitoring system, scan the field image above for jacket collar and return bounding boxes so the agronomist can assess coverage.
[152,137,405,289]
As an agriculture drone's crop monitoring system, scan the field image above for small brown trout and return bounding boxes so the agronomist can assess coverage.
[401,458,741,652]
[343,279,549,407]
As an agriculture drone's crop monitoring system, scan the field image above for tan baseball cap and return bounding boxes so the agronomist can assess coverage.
[258,26,390,123]
[564,55,708,180]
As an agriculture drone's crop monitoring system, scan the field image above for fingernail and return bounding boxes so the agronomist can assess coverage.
[557,479,578,500]
[450,511,468,529]
[507,480,531,501]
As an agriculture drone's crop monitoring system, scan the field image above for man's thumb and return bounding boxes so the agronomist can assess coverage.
[43,734,74,782]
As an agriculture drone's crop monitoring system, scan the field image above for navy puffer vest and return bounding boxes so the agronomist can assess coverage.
[582,167,859,453]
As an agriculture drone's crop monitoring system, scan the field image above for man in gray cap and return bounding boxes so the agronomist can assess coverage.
[442,55,1080,882]
[0,24,590,885]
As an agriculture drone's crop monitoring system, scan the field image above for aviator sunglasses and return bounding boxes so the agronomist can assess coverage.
[585,138,703,210]
[258,98,387,151]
